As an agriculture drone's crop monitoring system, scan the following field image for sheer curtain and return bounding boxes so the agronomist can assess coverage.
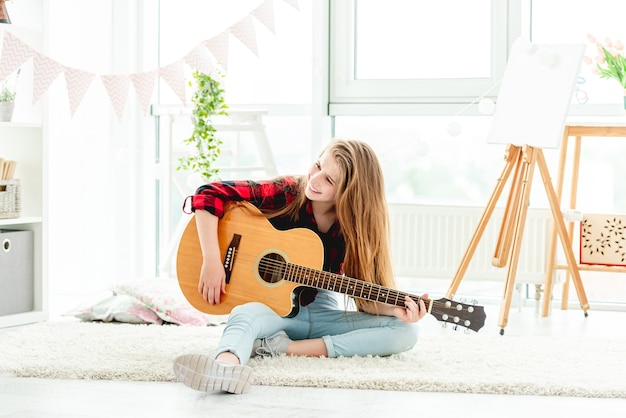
[46,1,155,304]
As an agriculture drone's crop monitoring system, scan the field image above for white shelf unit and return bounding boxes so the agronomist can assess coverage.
[0,124,48,327]
[0,0,49,328]
[1,6,48,327]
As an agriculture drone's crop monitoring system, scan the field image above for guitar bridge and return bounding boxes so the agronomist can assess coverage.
[223,234,241,284]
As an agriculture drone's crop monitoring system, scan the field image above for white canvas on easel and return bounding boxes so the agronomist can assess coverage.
[487,38,585,149]
[448,37,591,333]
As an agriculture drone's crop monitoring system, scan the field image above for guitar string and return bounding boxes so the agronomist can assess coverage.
[248,255,477,317]
[224,252,480,328]
[256,256,415,304]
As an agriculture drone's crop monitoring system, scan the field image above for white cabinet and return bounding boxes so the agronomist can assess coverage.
[0,3,47,327]
[0,123,48,327]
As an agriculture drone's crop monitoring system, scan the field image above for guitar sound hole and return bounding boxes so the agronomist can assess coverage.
[258,253,286,284]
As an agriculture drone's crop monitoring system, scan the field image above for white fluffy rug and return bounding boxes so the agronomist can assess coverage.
[1,321,625,398]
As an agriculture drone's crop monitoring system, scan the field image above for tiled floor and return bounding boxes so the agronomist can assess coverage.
[1,300,626,417]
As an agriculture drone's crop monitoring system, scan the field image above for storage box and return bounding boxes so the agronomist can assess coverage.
[580,214,626,267]
[0,179,21,219]
[0,229,34,316]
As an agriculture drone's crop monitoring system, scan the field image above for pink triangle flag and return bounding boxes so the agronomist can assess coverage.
[0,32,34,81]
[203,31,229,72]
[159,61,186,104]
[184,44,215,75]
[252,0,276,34]
[32,52,63,104]
[130,70,158,116]
[100,74,130,122]
[229,15,259,57]
[280,0,299,10]
[63,66,95,117]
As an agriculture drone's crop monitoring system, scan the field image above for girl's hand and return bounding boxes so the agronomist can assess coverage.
[194,210,226,304]
[198,256,227,304]
[394,294,428,323]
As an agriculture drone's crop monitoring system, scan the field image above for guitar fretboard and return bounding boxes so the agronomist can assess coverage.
[282,262,428,308]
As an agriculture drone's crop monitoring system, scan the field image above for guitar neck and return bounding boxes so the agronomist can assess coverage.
[283,262,429,309]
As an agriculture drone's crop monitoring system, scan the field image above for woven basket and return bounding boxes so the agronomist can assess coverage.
[0,179,21,219]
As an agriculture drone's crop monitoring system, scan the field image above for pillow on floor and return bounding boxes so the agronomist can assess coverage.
[65,294,163,324]
[110,278,228,326]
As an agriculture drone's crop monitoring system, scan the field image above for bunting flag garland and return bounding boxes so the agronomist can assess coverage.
[159,62,187,105]
[0,0,299,120]
[282,0,300,10]
[229,15,260,57]
[183,44,215,76]
[63,67,95,117]
[32,51,63,104]
[203,31,230,72]
[252,0,276,34]
[0,31,30,80]
[129,70,158,116]
[100,74,130,122]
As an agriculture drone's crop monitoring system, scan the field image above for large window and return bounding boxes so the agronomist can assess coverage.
[330,0,626,208]
[331,0,626,308]
[329,0,520,115]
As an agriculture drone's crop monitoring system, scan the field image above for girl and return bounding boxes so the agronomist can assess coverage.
[174,138,427,394]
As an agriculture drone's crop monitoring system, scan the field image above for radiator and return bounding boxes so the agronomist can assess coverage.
[388,204,553,283]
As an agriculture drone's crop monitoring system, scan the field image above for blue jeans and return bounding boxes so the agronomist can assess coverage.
[216,290,419,365]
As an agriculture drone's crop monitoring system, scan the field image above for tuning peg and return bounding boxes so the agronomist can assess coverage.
[471,299,479,305]
[441,322,447,329]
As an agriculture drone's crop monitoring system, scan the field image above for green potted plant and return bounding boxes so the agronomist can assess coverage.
[177,70,229,182]
[0,81,16,122]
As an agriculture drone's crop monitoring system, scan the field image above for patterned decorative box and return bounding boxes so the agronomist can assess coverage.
[0,179,21,219]
[580,214,626,266]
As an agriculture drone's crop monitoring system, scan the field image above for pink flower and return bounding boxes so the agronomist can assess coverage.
[583,56,592,65]
[587,34,626,88]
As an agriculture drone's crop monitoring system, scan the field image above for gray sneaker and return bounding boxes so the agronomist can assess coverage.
[251,330,293,358]
[173,354,254,394]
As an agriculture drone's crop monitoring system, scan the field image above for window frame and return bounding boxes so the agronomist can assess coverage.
[328,0,522,116]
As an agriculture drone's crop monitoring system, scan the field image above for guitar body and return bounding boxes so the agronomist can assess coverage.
[176,202,324,317]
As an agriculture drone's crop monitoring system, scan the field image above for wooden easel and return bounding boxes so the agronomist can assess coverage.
[445,144,590,335]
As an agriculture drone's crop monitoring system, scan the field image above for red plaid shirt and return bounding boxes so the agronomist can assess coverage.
[184,176,346,305]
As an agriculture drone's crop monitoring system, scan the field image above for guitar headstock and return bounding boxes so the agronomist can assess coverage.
[430,297,486,332]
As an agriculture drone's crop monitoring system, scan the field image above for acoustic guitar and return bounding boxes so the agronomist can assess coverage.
[177,201,486,332]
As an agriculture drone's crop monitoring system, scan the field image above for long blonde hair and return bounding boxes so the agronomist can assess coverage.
[269,138,396,312]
